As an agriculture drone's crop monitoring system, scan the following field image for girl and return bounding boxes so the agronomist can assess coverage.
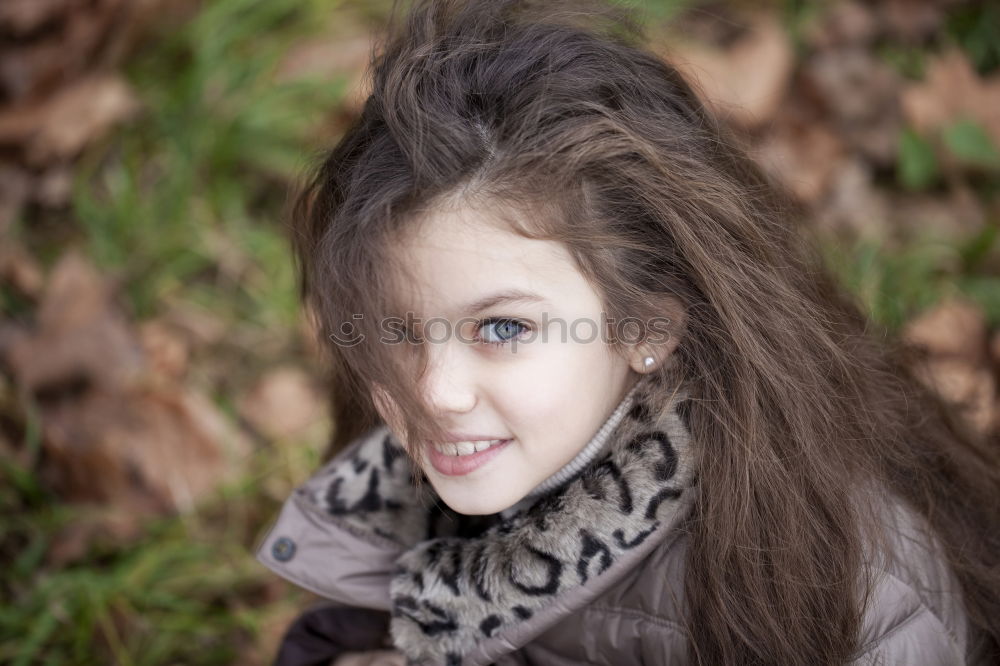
[256,1,1000,664]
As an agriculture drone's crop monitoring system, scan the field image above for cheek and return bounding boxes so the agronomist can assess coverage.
[530,344,624,424]
[482,360,558,430]
[492,348,599,428]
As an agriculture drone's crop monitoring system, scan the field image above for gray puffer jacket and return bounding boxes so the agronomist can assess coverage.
[256,387,989,665]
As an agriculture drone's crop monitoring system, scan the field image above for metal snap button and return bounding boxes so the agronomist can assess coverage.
[272,536,296,562]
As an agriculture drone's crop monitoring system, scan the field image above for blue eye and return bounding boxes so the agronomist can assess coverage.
[477,317,529,347]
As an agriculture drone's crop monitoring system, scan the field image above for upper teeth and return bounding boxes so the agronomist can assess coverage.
[433,439,506,456]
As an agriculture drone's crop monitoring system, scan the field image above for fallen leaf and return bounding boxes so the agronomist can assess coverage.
[0,0,122,102]
[36,378,250,513]
[802,1,879,50]
[238,366,326,441]
[811,157,891,238]
[46,504,143,567]
[0,242,44,298]
[0,73,139,165]
[911,357,996,435]
[992,328,1000,361]
[752,110,846,203]
[902,46,1000,147]
[660,11,795,130]
[887,186,987,237]
[903,298,988,364]
[803,46,902,165]
[2,251,250,514]
[139,319,190,383]
[0,161,31,234]
[0,40,60,102]
[4,251,145,393]
[235,593,316,666]
[32,164,73,207]
[277,34,373,116]
[880,0,947,44]
[162,301,228,347]
[0,0,77,36]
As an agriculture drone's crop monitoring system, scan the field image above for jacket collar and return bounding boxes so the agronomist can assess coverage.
[277,374,697,665]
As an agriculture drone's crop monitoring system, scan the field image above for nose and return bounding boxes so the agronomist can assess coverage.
[419,340,477,415]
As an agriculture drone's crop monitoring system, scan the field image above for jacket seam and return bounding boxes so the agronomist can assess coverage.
[853,599,963,660]
[877,568,964,651]
[855,605,926,656]
[585,603,687,635]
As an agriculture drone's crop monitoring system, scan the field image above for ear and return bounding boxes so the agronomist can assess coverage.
[625,296,686,374]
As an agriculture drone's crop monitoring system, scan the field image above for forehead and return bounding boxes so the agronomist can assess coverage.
[390,204,582,314]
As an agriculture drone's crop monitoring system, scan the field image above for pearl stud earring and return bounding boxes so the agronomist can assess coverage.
[643,356,655,369]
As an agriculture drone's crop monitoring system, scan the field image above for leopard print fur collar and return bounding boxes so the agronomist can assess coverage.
[308,375,698,665]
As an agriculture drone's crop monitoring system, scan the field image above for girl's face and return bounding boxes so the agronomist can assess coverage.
[377,204,640,515]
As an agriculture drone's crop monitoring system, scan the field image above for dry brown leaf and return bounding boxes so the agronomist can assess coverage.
[0,0,124,102]
[0,428,14,460]
[752,114,846,204]
[277,34,373,116]
[33,165,73,207]
[902,46,1000,147]
[911,357,996,435]
[2,251,250,514]
[812,157,891,238]
[660,11,794,130]
[0,372,25,465]
[0,40,67,102]
[880,0,947,43]
[235,593,315,666]
[0,0,178,104]
[0,241,44,297]
[802,1,878,50]
[0,73,139,165]
[887,186,986,237]
[903,298,988,364]
[46,504,143,567]
[0,161,31,234]
[139,319,190,383]
[803,46,902,165]
[0,0,79,36]
[0,372,16,460]
[238,366,326,441]
[39,386,249,513]
[162,302,228,347]
[4,250,145,392]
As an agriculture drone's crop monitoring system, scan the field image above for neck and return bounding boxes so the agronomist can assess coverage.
[499,379,641,519]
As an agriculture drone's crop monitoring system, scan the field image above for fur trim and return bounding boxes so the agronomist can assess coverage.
[308,376,698,665]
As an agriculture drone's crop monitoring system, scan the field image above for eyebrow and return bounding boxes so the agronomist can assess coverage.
[461,288,549,315]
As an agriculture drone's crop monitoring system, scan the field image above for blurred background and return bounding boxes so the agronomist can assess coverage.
[1,0,998,663]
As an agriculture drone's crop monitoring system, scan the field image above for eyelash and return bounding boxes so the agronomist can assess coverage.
[476,317,531,347]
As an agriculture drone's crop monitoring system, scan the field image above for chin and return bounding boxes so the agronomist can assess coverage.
[435,487,518,516]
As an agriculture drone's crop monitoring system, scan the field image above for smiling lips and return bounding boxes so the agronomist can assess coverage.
[432,439,508,456]
[427,438,512,476]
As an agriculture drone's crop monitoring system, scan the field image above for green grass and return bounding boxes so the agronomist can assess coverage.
[2,0,999,664]
[73,0,348,328]
[948,2,1000,75]
[0,439,321,666]
[823,223,1000,332]
[0,379,327,665]
[3,0,346,663]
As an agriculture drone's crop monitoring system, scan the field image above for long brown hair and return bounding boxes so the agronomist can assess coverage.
[287,1,1000,662]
